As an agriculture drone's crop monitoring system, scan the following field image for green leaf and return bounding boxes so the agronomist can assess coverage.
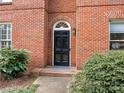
[0,48,29,80]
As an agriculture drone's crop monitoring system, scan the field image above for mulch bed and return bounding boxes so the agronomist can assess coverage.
[0,75,36,89]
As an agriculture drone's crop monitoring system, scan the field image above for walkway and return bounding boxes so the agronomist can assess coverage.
[33,76,72,93]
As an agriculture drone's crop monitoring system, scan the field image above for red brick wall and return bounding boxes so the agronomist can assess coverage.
[2,0,124,69]
[76,1,124,69]
[44,10,49,66]
[48,0,76,66]
[0,0,45,11]
[77,0,124,6]
[48,0,76,13]
[0,0,48,69]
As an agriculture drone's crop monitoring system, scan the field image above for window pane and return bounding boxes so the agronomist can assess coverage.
[8,41,11,48]
[2,35,7,39]
[1,41,7,48]
[4,25,7,30]
[110,41,124,50]
[8,34,11,39]
[0,24,4,29]
[110,23,124,33]
[8,30,11,39]
[110,33,124,40]
[2,29,7,34]
[7,25,11,30]
[0,41,11,48]
[8,30,10,34]
[0,24,12,49]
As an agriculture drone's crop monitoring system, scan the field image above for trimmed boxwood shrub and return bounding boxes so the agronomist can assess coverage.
[0,48,30,80]
[69,51,124,93]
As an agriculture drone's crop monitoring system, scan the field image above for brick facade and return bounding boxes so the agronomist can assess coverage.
[76,0,124,69]
[0,0,124,69]
[0,0,47,69]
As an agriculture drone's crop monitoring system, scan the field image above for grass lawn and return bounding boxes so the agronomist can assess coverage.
[0,84,39,93]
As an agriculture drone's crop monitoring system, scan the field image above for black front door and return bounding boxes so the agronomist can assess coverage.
[54,31,70,66]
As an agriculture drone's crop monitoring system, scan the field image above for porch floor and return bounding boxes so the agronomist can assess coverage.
[32,66,80,77]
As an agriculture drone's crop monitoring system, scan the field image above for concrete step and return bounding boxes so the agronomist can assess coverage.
[31,67,80,77]
[39,70,74,77]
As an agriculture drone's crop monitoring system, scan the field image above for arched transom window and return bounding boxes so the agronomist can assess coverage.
[53,21,71,30]
[55,22,69,28]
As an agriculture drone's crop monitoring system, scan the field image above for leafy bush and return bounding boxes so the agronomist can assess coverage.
[69,51,124,93]
[68,72,83,93]
[0,84,39,93]
[0,48,30,80]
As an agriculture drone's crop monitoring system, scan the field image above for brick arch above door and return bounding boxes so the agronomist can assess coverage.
[49,16,76,31]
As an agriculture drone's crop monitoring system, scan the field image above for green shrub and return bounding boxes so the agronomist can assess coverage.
[69,51,124,93]
[68,72,83,93]
[0,48,30,80]
[0,84,39,93]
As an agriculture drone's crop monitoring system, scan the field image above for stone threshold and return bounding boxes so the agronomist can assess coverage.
[31,66,80,77]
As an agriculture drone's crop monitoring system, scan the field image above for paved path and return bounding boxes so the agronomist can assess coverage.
[33,76,72,93]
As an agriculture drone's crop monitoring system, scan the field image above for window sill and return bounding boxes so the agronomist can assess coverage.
[0,2,12,5]
[110,40,124,42]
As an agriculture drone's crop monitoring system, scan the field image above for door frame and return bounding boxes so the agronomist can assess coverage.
[52,21,71,67]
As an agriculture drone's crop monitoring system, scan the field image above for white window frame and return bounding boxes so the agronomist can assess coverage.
[0,0,12,3]
[0,23,12,49]
[110,20,124,49]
